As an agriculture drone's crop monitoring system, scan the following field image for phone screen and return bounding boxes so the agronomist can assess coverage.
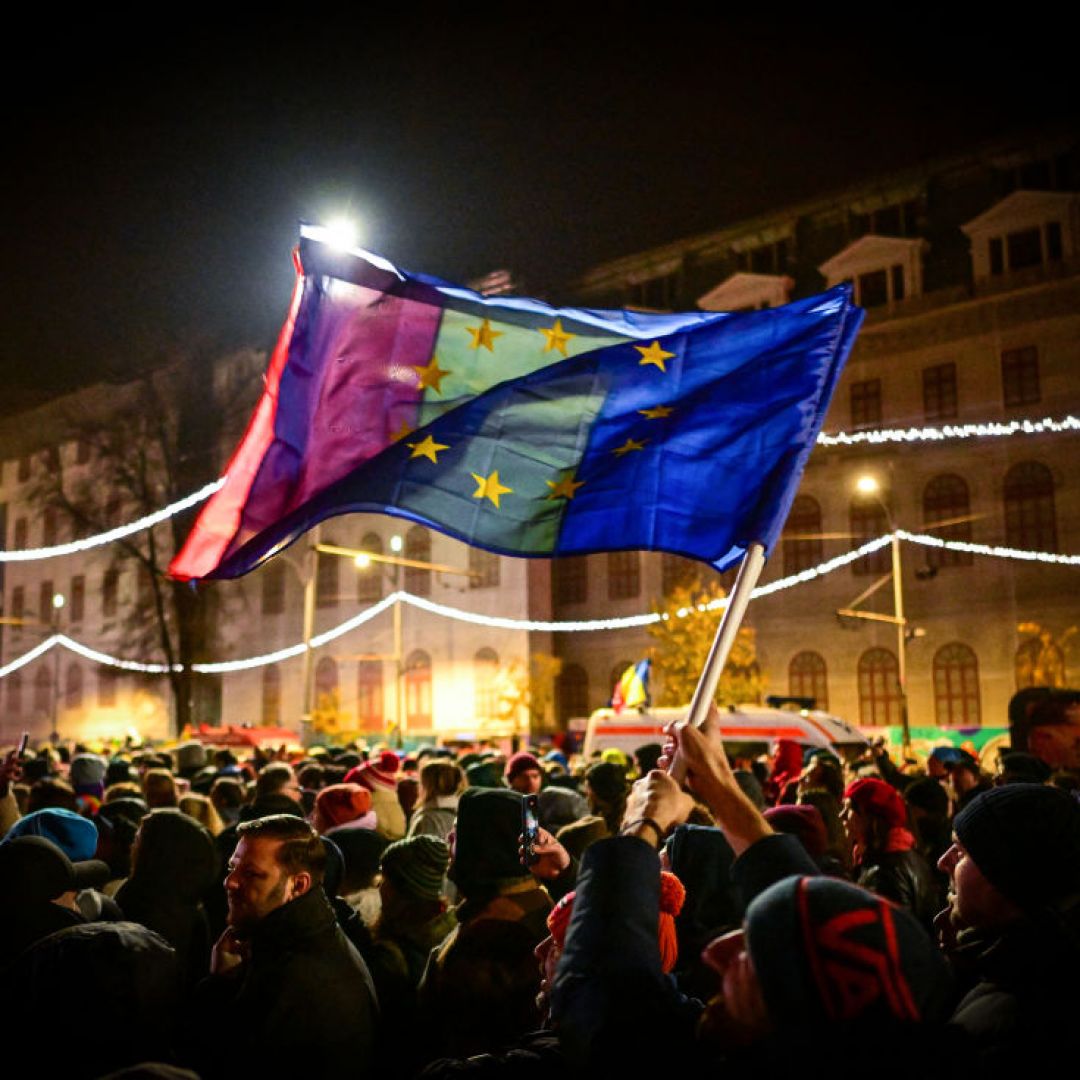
[522,795,540,864]
[17,732,29,758]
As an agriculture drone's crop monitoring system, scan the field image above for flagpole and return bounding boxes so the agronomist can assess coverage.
[669,541,768,782]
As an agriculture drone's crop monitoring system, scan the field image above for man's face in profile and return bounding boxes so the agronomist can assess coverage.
[1028,704,1080,771]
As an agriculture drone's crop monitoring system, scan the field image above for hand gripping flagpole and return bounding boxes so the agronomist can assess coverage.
[668,541,768,783]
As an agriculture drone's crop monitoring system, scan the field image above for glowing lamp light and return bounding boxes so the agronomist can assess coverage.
[52,593,65,609]
[390,535,404,553]
[855,475,880,496]
[323,217,358,252]
[354,553,372,570]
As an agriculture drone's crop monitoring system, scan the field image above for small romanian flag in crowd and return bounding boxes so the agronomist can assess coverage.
[611,660,650,713]
[170,226,862,582]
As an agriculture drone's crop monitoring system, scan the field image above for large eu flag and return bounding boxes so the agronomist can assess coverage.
[170,227,862,582]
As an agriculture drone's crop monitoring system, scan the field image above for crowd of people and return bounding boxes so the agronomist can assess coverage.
[1,715,1078,1079]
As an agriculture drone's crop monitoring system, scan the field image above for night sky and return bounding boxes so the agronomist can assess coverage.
[2,13,1074,416]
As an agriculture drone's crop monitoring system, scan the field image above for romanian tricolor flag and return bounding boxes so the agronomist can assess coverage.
[170,226,862,582]
[611,660,650,713]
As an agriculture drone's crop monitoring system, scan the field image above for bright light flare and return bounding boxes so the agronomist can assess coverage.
[390,535,403,553]
[323,217,358,252]
[855,475,880,495]
[354,553,372,570]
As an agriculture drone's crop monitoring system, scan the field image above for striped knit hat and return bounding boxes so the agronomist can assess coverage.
[380,834,450,902]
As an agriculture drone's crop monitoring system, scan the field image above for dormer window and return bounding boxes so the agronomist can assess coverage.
[697,272,794,312]
[961,191,1078,281]
[818,236,926,309]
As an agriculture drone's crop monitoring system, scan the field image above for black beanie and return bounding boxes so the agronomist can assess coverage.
[746,875,951,1027]
[448,787,526,893]
[953,783,1080,913]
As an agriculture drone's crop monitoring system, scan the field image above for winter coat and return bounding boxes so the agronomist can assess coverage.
[854,847,943,933]
[191,886,379,1079]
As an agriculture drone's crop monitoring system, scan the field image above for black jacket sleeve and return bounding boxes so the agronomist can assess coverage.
[730,833,821,912]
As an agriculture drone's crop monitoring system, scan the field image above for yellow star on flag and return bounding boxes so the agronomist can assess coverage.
[413,357,451,393]
[613,438,647,457]
[471,470,513,508]
[635,340,675,372]
[538,318,575,357]
[390,418,414,442]
[407,435,450,463]
[545,472,586,500]
[638,405,674,420]
[466,318,504,352]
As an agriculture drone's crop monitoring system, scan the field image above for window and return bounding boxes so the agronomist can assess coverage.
[102,569,119,619]
[782,496,823,575]
[7,671,22,715]
[1004,461,1056,550]
[405,650,432,728]
[1001,347,1040,407]
[557,664,590,725]
[1006,227,1042,272]
[736,238,790,275]
[858,268,888,308]
[933,643,981,726]
[42,507,59,547]
[555,557,587,605]
[469,547,500,589]
[262,561,286,616]
[356,533,384,602]
[261,666,281,727]
[38,581,54,626]
[923,475,973,567]
[316,544,340,608]
[357,661,384,732]
[65,665,83,711]
[849,501,890,575]
[662,553,697,596]
[789,651,829,709]
[98,668,118,708]
[474,648,499,721]
[405,527,431,596]
[10,586,24,623]
[315,657,339,701]
[922,363,957,421]
[1016,638,1067,690]
[13,518,27,550]
[34,668,52,716]
[17,455,30,482]
[69,575,85,622]
[850,379,881,429]
[857,648,900,726]
[607,551,640,600]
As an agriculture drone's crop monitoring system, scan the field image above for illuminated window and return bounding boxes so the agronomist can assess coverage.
[356,533,384,602]
[933,643,981,726]
[789,651,828,709]
[783,496,823,575]
[405,650,432,728]
[262,666,281,727]
[923,475,973,567]
[1004,461,1056,551]
[557,664,590,724]
[474,648,499,721]
[857,648,900,726]
[357,661,384,732]
[405,528,431,597]
[850,501,889,575]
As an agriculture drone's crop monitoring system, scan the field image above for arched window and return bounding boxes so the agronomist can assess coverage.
[789,651,828,710]
[34,667,52,716]
[405,527,431,596]
[923,475,973,567]
[7,671,22,715]
[850,501,890,575]
[65,665,84,712]
[357,661,384,732]
[557,664,590,725]
[857,648,900,726]
[474,648,499,721]
[469,547,500,589]
[262,560,286,616]
[356,533,384,603]
[262,666,282,727]
[607,551,640,599]
[933,643,981,725]
[405,650,432,727]
[1004,461,1056,551]
[783,496,824,575]
[316,540,340,609]
[315,657,339,700]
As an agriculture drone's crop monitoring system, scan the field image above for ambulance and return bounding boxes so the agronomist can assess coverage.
[579,698,872,764]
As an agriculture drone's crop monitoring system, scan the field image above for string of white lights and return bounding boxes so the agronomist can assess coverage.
[0,533,1074,679]
[0,479,225,563]
[817,415,1080,447]
[897,529,1080,566]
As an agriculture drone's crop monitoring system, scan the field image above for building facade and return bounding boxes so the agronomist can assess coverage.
[551,126,1080,734]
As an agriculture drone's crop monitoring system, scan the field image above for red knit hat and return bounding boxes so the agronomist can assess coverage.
[504,751,542,782]
[345,750,400,792]
[312,784,373,833]
[547,869,686,973]
[844,778,908,829]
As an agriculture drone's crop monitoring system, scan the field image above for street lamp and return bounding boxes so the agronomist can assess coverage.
[837,475,912,754]
[51,592,65,740]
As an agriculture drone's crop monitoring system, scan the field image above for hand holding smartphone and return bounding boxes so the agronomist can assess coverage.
[521,793,540,866]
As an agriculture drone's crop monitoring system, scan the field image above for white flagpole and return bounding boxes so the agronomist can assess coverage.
[668,541,768,782]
